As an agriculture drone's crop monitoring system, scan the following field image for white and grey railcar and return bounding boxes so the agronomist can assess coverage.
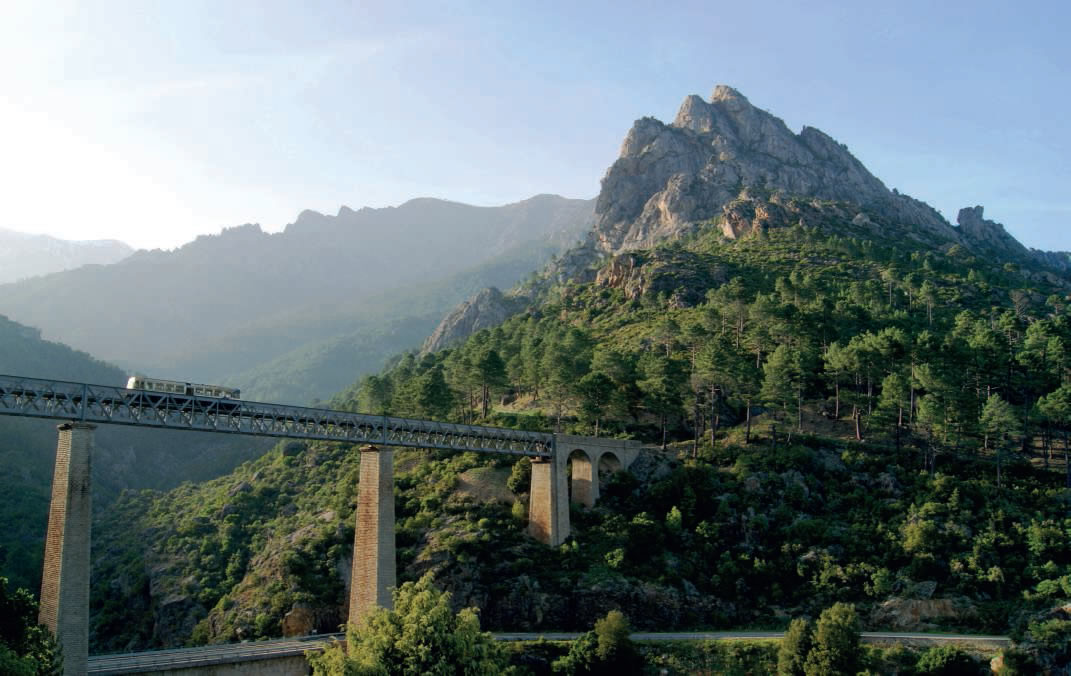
[126,376,240,399]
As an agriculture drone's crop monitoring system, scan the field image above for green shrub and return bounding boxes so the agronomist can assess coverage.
[916,644,981,675]
[802,603,862,676]
[777,618,813,675]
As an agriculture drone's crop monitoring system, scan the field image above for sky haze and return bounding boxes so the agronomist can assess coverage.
[2,1,1067,251]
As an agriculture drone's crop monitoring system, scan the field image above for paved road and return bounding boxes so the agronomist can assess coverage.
[495,631,1011,644]
[87,631,1012,674]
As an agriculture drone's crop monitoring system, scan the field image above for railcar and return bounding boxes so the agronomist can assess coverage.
[126,376,240,399]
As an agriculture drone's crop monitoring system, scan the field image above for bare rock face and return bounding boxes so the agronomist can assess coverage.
[956,205,1070,273]
[421,288,524,354]
[595,250,728,307]
[870,596,977,631]
[593,85,952,254]
[281,603,341,637]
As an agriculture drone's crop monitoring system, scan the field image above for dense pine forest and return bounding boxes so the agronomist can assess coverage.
[82,197,1071,671]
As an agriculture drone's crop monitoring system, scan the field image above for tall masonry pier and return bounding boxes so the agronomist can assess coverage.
[40,422,95,676]
[348,445,396,625]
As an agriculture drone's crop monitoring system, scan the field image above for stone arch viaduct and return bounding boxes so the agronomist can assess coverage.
[0,375,643,675]
[526,433,643,547]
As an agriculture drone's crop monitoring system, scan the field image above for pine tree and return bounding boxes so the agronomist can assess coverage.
[762,344,802,431]
[475,349,507,419]
[577,372,615,437]
[416,366,455,421]
[979,393,1019,488]
[309,573,506,675]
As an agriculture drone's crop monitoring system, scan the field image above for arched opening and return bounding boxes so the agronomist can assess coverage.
[598,451,623,485]
[568,448,596,507]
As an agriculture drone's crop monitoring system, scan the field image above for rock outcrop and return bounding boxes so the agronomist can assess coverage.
[869,596,977,631]
[591,85,952,254]
[595,250,728,307]
[955,206,1030,258]
[421,287,525,354]
[956,205,1071,272]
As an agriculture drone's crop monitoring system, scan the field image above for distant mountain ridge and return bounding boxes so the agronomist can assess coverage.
[0,228,132,284]
[0,195,593,401]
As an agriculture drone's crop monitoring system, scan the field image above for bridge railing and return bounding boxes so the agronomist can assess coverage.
[0,374,554,457]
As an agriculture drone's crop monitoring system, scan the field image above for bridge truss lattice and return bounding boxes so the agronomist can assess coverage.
[0,374,553,457]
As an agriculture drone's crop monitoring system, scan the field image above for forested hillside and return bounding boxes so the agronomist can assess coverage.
[79,89,1071,668]
[87,204,1071,664]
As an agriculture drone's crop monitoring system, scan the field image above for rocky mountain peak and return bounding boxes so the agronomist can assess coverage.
[672,95,715,133]
[593,84,952,254]
[711,84,749,105]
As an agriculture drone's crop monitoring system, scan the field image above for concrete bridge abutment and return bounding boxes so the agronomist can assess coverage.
[348,444,396,627]
[40,422,95,676]
[527,434,642,545]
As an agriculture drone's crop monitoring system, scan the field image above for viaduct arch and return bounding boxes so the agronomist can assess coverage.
[526,434,643,547]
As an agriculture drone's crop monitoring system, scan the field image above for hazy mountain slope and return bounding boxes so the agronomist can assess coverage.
[0,228,132,284]
[0,195,593,378]
[230,238,559,403]
[0,315,272,594]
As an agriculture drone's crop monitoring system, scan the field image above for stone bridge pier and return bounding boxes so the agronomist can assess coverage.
[40,422,95,676]
[348,445,395,627]
[527,434,642,546]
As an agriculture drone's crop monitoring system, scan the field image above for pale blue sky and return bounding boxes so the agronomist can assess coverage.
[2,1,1067,251]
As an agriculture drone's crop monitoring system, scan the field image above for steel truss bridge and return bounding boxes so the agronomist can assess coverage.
[0,374,553,457]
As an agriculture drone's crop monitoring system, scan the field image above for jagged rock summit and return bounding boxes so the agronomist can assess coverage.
[593,85,950,253]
